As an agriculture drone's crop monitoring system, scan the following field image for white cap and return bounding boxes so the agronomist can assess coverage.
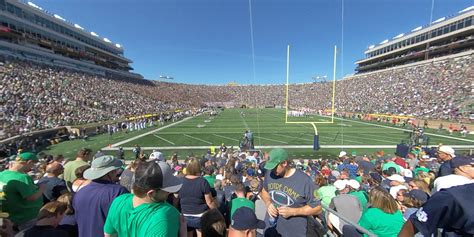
[387,174,405,183]
[339,151,347,158]
[402,169,413,178]
[334,180,348,191]
[149,151,164,161]
[347,179,360,190]
[438,146,456,158]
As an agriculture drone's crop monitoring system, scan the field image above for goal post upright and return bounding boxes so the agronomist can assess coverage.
[284,44,338,150]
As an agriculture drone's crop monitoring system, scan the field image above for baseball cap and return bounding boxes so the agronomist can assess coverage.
[17,152,38,162]
[334,179,348,191]
[387,174,405,183]
[347,179,360,190]
[149,151,164,161]
[134,160,182,193]
[404,189,429,203]
[438,146,456,157]
[338,151,347,158]
[264,149,289,170]
[451,156,474,168]
[231,207,265,231]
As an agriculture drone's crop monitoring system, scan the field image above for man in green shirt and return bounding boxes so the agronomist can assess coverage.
[104,160,185,237]
[382,157,401,174]
[230,183,255,218]
[347,179,368,210]
[0,152,46,230]
[63,148,92,189]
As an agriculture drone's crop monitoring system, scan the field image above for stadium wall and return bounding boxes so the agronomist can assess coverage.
[345,49,473,81]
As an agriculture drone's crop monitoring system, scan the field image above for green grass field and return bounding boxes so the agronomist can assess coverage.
[44,108,473,160]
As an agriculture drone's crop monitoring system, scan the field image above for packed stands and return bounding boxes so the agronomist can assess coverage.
[2,52,472,139]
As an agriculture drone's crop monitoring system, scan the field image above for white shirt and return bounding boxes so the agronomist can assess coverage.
[433,174,473,193]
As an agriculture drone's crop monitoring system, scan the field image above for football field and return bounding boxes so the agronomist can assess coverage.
[101,109,474,158]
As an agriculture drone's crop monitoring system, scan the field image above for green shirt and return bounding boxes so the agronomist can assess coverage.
[316,185,337,207]
[203,175,216,189]
[104,193,180,237]
[230,197,255,218]
[0,170,42,224]
[382,162,401,173]
[358,208,404,237]
[63,160,88,185]
[349,190,368,210]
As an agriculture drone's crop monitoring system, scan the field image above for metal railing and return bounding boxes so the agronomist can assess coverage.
[321,204,377,237]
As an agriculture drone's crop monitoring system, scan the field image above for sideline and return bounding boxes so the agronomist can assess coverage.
[102,144,474,151]
[106,116,194,148]
[331,116,474,143]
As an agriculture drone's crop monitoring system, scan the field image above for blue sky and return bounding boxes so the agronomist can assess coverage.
[33,0,472,84]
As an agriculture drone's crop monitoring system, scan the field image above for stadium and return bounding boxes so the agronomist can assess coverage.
[0,1,473,237]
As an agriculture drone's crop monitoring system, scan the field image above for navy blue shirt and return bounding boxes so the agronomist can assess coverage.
[178,176,212,215]
[72,180,128,237]
[357,160,375,175]
[437,161,453,177]
[38,176,67,202]
[409,183,474,236]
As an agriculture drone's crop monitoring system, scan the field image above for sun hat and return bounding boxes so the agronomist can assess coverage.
[339,151,347,158]
[133,160,182,193]
[264,148,289,170]
[83,155,123,180]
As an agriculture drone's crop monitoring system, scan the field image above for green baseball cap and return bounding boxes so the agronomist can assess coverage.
[17,152,38,162]
[264,148,289,170]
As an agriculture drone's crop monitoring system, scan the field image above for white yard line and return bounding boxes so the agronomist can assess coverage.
[106,116,194,148]
[102,144,474,151]
[333,117,474,143]
[254,136,288,144]
[153,134,175,145]
[184,134,213,145]
[213,134,240,142]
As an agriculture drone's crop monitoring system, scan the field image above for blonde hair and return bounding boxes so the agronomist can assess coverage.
[37,201,67,220]
[186,157,202,176]
[57,193,74,215]
[369,186,398,214]
[410,179,430,194]
[417,172,435,186]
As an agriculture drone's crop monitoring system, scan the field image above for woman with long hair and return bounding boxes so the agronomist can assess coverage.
[358,186,405,236]
[407,178,430,194]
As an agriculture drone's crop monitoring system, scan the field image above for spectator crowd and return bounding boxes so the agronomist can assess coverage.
[0,142,473,237]
[1,53,472,139]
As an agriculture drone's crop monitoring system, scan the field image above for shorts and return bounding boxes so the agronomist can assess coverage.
[184,215,201,231]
